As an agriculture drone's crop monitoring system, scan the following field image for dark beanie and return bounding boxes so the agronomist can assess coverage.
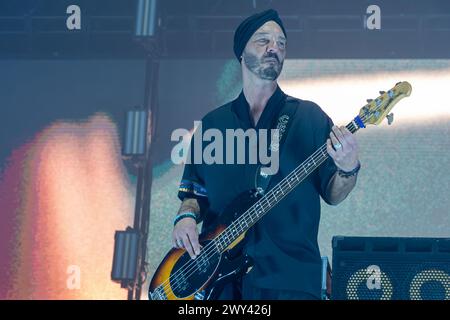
[233,9,287,62]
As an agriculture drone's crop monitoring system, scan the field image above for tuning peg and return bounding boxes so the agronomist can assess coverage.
[379,91,386,94]
[366,99,373,103]
[386,113,394,125]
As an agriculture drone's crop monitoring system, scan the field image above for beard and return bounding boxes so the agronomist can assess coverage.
[243,50,284,81]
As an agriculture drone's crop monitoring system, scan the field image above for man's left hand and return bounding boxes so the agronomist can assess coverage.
[326,125,359,172]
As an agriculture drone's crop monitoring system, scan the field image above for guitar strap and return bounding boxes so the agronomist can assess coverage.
[256,96,299,193]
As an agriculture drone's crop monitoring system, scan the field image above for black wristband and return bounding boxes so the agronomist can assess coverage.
[173,212,198,226]
[337,161,361,178]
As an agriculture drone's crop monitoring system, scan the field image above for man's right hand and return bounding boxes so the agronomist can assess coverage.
[172,217,201,259]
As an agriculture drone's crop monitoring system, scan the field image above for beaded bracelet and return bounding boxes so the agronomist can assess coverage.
[173,212,198,226]
[337,161,361,178]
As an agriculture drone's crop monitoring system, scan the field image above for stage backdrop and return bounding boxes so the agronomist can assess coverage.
[0,59,449,299]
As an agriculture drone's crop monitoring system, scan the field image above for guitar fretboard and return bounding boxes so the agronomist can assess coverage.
[213,118,361,253]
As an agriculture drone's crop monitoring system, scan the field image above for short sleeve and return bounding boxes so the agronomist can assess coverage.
[314,110,338,205]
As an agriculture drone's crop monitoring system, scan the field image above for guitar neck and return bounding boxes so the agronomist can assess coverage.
[214,117,363,252]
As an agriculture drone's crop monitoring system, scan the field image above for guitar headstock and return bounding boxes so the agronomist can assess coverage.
[358,81,412,126]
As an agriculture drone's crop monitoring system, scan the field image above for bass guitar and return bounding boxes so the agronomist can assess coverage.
[149,81,412,300]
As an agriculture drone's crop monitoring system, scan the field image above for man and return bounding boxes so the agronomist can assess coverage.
[172,9,360,300]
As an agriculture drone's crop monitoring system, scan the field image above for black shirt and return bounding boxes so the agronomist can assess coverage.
[178,85,337,298]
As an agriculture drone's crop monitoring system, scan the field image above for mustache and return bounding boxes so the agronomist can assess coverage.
[262,52,280,63]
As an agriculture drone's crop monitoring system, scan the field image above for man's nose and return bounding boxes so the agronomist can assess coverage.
[267,39,281,54]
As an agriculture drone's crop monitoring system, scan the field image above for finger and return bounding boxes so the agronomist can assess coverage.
[174,236,183,249]
[187,228,201,256]
[172,231,179,248]
[331,125,342,140]
[182,234,196,259]
[342,127,357,149]
[330,132,342,152]
[333,126,348,146]
[326,139,337,158]
[330,135,343,162]
[174,229,185,248]
[342,126,352,137]
[338,126,353,148]
[173,237,178,248]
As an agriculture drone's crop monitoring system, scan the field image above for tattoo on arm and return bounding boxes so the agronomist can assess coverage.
[326,171,357,205]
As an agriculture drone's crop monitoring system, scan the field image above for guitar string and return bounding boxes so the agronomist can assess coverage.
[155,143,330,298]
[155,118,362,298]
[222,120,361,239]
[156,119,361,298]
[155,113,369,298]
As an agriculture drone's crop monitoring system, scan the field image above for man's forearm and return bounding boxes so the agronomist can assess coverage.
[326,171,357,205]
[178,198,201,218]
